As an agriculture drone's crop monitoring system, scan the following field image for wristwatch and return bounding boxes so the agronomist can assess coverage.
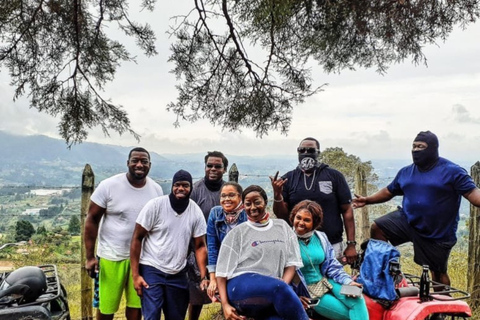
[202,276,209,281]
[346,240,357,246]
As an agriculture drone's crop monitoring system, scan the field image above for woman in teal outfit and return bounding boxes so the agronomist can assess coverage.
[290,200,368,320]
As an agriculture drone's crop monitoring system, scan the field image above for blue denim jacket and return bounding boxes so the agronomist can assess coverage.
[315,231,353,285]
[206,205,247,273]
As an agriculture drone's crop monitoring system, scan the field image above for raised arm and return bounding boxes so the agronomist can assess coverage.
[352,187,394,209]
[464,187,480,207]
[270,171,289,221]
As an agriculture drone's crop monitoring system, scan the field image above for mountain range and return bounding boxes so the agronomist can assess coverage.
[0,131,475,189]
[0,131,303,187]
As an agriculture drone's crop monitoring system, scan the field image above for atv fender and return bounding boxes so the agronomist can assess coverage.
[383,296,471,320]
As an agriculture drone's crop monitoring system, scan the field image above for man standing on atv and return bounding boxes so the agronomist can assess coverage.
[353,131,480,288]
[84,148,164,320]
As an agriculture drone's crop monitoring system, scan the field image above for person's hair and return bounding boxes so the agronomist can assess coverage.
[289,200,323,230]
[300,137,320,150]
[128,147,150,160]
[221,181,243,195]
[204,151,228,169]
[242,185,268,203]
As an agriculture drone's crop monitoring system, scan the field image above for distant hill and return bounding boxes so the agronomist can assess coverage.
[0,131,298,187]
[0,131,476,189]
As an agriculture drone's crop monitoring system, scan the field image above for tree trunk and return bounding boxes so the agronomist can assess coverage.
[81,164,94,320]
[354,165,369,245]
[468,161,480,315]
[229,163,239,182]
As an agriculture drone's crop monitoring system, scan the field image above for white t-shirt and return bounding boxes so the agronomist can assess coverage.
[136,196,207,274]
[91,173,163,261]
[216,219,303,279]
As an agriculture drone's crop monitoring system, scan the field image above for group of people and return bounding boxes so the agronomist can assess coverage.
[84,131,480,320]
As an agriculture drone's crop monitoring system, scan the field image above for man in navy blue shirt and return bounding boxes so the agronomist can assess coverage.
[353,131,480,287]
[271,137,357,264]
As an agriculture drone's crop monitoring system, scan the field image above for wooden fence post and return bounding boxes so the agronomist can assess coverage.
[81,164,94,320]
[354,165,369,245]
[468,161,480,314]
[229,163,239,182]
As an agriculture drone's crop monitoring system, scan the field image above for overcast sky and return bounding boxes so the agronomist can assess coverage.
[1,2,479,164]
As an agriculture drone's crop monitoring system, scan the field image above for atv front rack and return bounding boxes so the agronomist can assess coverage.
[0,264,63,308]
[403,273,470,301]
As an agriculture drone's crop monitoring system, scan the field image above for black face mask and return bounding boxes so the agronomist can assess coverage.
[298,153,319,173]
[412,131,439,171]
[169,170,192,214]
[412,148,439,171]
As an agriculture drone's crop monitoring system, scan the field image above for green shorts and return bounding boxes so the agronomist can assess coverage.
[96,258,140,315]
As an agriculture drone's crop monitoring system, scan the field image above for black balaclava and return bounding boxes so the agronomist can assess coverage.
[169,169,193,214]
[412,131,439,171]
[298,137,321,173]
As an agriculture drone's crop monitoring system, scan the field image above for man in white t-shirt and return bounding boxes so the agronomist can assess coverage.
[84,147,164,320]
[130,170,208,320]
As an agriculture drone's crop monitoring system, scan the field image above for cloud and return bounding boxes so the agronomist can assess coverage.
[1,3,480,165]
[452,104,480,124]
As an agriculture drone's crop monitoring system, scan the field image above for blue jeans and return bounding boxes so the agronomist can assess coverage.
[140,264,189,320]
[227,273,309,320]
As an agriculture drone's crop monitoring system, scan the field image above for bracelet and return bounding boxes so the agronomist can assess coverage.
[346,240,357,246]
[273,196,284,203]
[202,276,209,281]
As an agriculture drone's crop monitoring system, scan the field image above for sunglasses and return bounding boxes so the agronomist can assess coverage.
[297,147,319,154]
[206,164,224,169]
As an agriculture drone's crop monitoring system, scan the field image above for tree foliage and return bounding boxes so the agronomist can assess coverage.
[1,0,479,143]
[15,219,35,242]
[320,147,377,190]
[0,0,156,145]
[167,0,480,136]
[68,214,81,235]
[37,224,48,236]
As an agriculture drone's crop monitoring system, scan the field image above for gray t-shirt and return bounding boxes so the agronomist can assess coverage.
[190,178,224,220]
[216,219,303,279]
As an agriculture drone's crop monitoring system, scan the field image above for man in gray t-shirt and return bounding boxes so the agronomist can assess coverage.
[188,151,229,320]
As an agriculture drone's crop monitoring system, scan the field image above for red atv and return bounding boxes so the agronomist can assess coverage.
[361,273,471,320]
[308,240,471,320]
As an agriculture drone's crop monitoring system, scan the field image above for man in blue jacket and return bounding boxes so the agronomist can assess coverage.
[353,131,480,288]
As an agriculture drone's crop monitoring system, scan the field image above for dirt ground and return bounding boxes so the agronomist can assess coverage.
[0,260,14,272]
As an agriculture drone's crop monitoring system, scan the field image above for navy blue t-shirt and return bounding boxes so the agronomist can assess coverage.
[387,157,475,242]
[281,164,352,244]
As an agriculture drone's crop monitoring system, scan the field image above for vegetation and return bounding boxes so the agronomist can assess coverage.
[2,1,480,144]
[68,215,81,235]
[15,220,35,242]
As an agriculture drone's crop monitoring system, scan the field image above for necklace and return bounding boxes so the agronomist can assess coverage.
[303,170,316,191]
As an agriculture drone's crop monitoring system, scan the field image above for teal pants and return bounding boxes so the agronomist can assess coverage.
[312,280,369,320]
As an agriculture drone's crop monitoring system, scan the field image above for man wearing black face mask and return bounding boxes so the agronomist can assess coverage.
[353,131,480,288]
[130,170,208,320]
[271,137,357,264]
